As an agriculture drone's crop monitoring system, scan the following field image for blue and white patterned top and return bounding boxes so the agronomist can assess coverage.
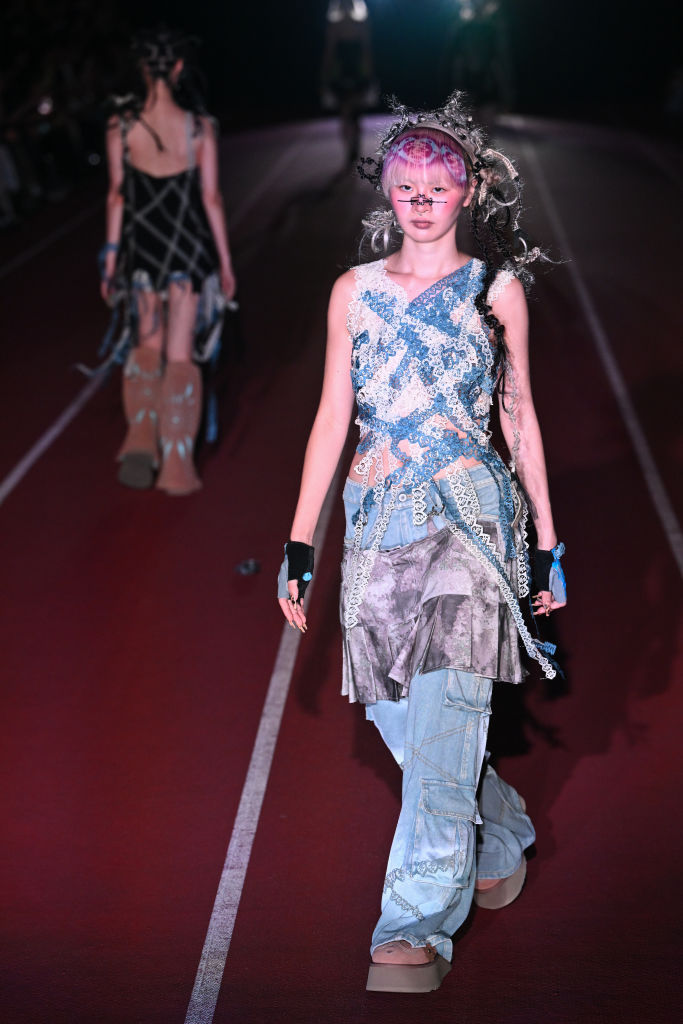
[348,256,507,487]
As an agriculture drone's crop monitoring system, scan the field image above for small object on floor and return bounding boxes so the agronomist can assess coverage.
[118,452,156,489]
[474,856,527,910]
[235,559,261,576]
[366,955,451,993]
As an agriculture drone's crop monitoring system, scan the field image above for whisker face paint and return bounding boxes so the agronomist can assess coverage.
[397,194,447,206]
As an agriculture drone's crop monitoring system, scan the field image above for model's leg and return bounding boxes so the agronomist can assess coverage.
[368,668,492,965]
[117,290,163,489]
[474,762,535,907]
[156,281,202,495]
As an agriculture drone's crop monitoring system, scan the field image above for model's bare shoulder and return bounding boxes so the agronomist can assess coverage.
[332,266,358,294]
[328,267,358,312]
[490,273,526,317]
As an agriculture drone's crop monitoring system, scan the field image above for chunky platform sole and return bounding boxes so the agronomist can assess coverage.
[473,856,527,909]
[366,954,451,993]
[117,452,156,489]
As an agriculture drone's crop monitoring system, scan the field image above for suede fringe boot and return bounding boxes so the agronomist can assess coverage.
[117,346,162,489]
[155,360,203,496]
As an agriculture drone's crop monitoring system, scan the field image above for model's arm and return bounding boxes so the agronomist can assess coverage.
[101,116,124,301]
[279,271,357,625]
[198,117,236,301]
[493,278,565,610]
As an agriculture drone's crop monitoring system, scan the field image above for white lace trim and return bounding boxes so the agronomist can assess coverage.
[487,268,515,304]
[343,453,404,630]
[446,468,555,680]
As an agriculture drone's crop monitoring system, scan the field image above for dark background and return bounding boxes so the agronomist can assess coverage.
[0,0,680,228]
[129,0,683,130]
[2,0,682,132]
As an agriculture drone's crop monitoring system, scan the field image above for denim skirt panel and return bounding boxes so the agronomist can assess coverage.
[340,466,524,703]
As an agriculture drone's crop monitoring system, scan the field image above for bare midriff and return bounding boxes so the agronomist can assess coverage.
[347,418,483,486]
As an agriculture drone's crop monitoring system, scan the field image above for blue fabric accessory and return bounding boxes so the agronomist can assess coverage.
[548,542,566,604]
[98,242,119,282]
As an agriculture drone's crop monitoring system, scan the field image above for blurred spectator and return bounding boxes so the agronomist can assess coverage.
[321,0,378,166]
[442,0,515,114]
[0,0,131,225]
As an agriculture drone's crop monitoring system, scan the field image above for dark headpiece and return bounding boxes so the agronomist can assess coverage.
[131,27,197,80]
[359,91,486,178]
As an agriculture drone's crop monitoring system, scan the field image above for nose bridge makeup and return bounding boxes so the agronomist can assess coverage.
[399,193,447,206]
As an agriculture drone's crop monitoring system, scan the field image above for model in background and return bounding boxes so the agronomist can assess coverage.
[321,0,377,166]
[278,94,566,992]
[101,28,235,495]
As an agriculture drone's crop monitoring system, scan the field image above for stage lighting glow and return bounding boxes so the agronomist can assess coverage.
[327,0,369,23]
[452,0,500,22]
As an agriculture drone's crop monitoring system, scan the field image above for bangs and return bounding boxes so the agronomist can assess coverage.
[381,128,468,194]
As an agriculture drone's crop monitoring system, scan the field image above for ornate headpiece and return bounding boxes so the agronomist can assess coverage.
[359,91,546,279]
[358,92,485,179]
[359,92,522,227]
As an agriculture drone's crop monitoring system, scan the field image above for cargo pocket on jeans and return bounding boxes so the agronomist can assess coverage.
[410,780,477,889]
[442,669,492,712]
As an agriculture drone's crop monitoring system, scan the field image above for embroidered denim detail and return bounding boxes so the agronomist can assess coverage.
[384,848,470,895]
[383,875,425,921]
[368,670,534,961]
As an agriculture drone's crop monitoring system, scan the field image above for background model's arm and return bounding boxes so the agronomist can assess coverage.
[198,117,236,301]
[101,117,124,300]
[493,277,557,552]
[289,271,356,547]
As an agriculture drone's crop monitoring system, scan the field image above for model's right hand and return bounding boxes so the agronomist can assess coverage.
[221,265,236,302]
[279,582,308,633]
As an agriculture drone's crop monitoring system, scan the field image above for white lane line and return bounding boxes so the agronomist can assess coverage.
[0,373,107,506]
[0,136,308,507]
[184,458,344,1024]
[521,139,683,580]
[0,200,101,281]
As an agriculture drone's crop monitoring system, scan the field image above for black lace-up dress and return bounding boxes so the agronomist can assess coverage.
[117,112,218,294]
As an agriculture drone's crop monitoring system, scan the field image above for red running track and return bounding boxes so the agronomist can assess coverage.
[0,118,681,1024]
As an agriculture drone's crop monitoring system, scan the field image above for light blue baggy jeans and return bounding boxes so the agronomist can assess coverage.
[343,466,536,962]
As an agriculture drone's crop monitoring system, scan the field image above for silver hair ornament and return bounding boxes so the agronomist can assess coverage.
[361,208,401,253]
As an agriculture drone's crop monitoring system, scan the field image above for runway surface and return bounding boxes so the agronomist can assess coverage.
[1,116,681,1024]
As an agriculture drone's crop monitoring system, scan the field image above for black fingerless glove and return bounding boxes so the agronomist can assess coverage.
[533,543,566,604]
[534,549,554,592]
[283,540,315,602]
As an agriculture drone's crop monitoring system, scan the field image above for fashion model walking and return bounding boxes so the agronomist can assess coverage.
[102,28,235,494]
[278,93,566,992]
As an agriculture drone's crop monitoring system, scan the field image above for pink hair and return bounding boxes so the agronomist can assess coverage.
[381,127,469,196]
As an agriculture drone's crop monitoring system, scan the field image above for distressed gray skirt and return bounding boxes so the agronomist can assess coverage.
[340,465,524,703]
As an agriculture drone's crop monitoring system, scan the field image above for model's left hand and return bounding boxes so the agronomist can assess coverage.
[532,590,566,616]
[221,265,236,302]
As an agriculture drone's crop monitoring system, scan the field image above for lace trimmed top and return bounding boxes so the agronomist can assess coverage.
[348,257,513,485]
[340,257,558,683]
